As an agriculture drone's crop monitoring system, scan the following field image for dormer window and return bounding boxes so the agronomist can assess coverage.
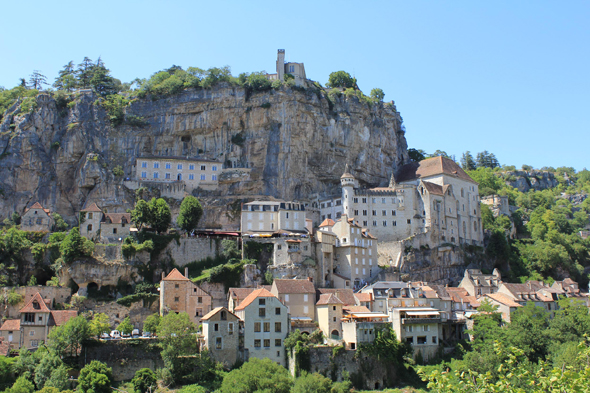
[33,301,40,310]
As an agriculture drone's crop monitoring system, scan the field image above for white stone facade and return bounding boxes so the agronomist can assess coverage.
[241,201,306,233]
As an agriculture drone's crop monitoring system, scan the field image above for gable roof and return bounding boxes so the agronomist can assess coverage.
[235,288,277,311]
[273,279,315,294]
[25,202,51,215]
[319,219,336,228]
[486,293,522,308]
[49,310,78,326]
[0,319,20,331]
[421,181,444,196]
[228,288,256,304]
[316,293,344,305]
[317,288,357,306]
[162,268,189,281]
[201,307,239,321]
[396,156,477,184]
[20,292,51,313]
[102,213,131,224]
[81,203,102,213]
[354,293,373,303]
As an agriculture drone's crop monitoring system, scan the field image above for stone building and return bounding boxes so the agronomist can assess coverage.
[271,279,316,333]
[480,195,511,217]
[341,310,389,350]
[201,307,241,368]
[317,216,378,290]
[266,49,307,87]
[0,292,77,350]
[21,203,53,232]
[315,293,344,340]
[159,268,212,326]
[80,203,133,242]
[390,307,442,361]
[459,268,502,297]
[241,201,307,233]
[484,293,522,322]
[234,288,289,366]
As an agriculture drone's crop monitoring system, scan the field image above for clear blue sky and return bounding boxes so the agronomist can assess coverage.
[2,1,588,171]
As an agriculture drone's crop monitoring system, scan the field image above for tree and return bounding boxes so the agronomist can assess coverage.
[131,199,152,230]
[52,213,68,232]
[90,313,111,337]
[327,71,355,89]
[548,298,590,345]
[149,198,171,234]
[430,150,451,159]
[408,148,426,162]
[505,302,550,362]
[28,71,48,90]
[47,315,90,358]
[117,316,133,335]
[7,376,34,393]
[44,364,69,391]
[461,151,477,170]
[476,150,500,169]
[292,372,332,393]
[0,355,15,391]
[220,358,293,393]
[13,348,36,376]
[157,312,200,384]
[90,60,118,98]
[77,361,112,393]
[76,57,94,89]
[370,88,385,101]
[142,314,160,334]
[177,196,203,233]
[59,227,92,263]
[53,61,77,92]
[34,351,63,389]
[131,368,157,393]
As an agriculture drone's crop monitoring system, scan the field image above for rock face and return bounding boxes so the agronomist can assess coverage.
[0,85,408,225]
[502,170,559,193]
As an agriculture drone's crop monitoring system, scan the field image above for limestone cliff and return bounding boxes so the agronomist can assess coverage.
[501,170,560,193]
[0,84,408,226]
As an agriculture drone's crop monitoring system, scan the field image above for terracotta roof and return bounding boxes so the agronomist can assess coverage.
[319,219,336,228]
[102,213,131,224]
[201,307,239,321]
[20,292,51,313]
[354,293,373,302]
[228,288,256,305]
[428,285,453,301]
[396,156,477,184]
[422,181,444,196]
[343,305,371,313]
[273,279,315,294]
[162,268,189,281]
[317,288,357,306]
[49,310,78,326]
[316,293,344,305]
[259,285,272,292]
[81,203,102,212]
[486,293,522,308]
[361,229,377,239]
[235,288,277,311]
[25,202,51,215]
[0,319,20,331]
[446,287,480,307]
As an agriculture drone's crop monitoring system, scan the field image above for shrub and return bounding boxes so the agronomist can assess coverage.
[6,289,23,306]
[112,165,124,177]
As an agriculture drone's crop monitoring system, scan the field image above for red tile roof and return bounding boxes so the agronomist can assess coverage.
[25,202,51,215]
[486,293,522,308]
[317,288,357,306]
[343,305,371,313]
[316,293,344,305]
[319,219,336,228]
[354,293,373,303]
[162,268,189,281]
[235,288,277,311]
[0,340,10,356]
[273,279,315,294]
[0,319,20,331]
[102,213,131,224]
[396,156,476,184]
[81,203,102,212]
[49,310,78,326]
[20,292,51,313]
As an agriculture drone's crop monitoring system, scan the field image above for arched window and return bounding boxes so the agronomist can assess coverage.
[331,330,340,339]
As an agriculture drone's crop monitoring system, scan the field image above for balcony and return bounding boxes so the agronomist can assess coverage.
[401,317,441,325]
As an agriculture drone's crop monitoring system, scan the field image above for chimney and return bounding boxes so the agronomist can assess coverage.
[185,267,189,278]
[161,271,165,280]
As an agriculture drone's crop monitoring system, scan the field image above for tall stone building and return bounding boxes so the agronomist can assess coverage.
[159,268,212,326]
[21,203,53,232]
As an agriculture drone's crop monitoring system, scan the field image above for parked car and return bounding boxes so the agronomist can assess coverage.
[132,329,140,338]
[100,333,110,340]
[142,331,152,338]
[110,330,121,339]
[121,331,131,339]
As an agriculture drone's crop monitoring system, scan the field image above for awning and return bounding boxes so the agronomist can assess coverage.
[405,311,440,316]
[348,313,389,318]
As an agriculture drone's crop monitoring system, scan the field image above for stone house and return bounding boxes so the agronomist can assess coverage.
[234,288,289,366]
[341,310,389,350]
[314,226,337,287]
[1,286,72,319]
[354,292,373,311]
[227,288,256,313]
[361,281,429,314]
[241,201,307,233]
[201,307,241,368]
[266,49,308,87]
[21,202,53,232]
[80,203,133,242]
[497,282,556,312]
[315,293,344,340]
[316,288,358,307]
[459,268,502,297]
[390,307,442,361]
[159,268,212,326]
[484,293,522,322]
[271,279,316,333]
[0,292,77,350]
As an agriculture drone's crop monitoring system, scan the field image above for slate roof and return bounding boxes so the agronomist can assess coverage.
[428,285,453,301]
[162,268,189,281]
[0,319,20,331]
[273,279,315,294]
[396,156,476,184]
[81,203,102,212]
[317,288,357,306]
[20,292,51,313]
[234,288,277,311]
[316,293,344,305]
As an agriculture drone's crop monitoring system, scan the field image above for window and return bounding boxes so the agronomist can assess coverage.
[153,162,159,168]
[178,174,182,181]
[141,162,147,168]
[31,340,39,347]
[153,172,159,179]
[212,175,217,181]
[372,221,377,226]
[275,339,281,347]
[212,166,217,171]
[228,323,234,335]
[353,198,358,203]
[189,164,195,170]
[254,339,261,348]
[254,322,261,332]
[29,330,35,336]
[200,165,206,170]
[174,297,179,302]
[264,322,270,332]
[275,307,281,315]
[165,163,171,169]
[275,322,281,332]
[382,210,387,216]
[362,198,367,203]
[362,210,367,216]
[382,221,387,226]
[372,210,376,216]
[432,336,437,344]
[354,210,359,216]
[216,337,222,349]
[198,297,203,303]
[407,219,411,224]
[141,171,147,178]
[165,173,171,179]
[289,65,295,73]
[175,284,179,288]
[87,212,93,219]
[259,308,266,317]
[417,336,427,345]
[189,174,194,180]
[200,174,206,180]
[264,339,270,347]
[285,294,289,302]
[87,224,93,231]
[177,164,183,170]
[303,306,309,314]
[214,323,219,331]
[392,210,396,216]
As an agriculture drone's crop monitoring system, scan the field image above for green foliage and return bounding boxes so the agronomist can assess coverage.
[27,276,37,286]
[177,384,207,393]
[244,72,272,92]
[358,325,410,367]
[131,368,157,393]
[476,150,500,169]
[122,237,154,259]
[112,165,124,177]
[221,239,240,259]
[99,94,129,127]
[59,227,93,264]
[0,356,15,390]
[6,289,23,306]
[231,132,246,146]
[467,167,504,196]
[201,66,232,88]
[461,151,477,170]
[77,361,113,393]
[0,86,39,121]
[90,313,111,337]
[264,270,274,285]
[131,198,171,234]
[34,350,63,389]
[117,316,133,334]
[370,88,385,101]
[51,213,69,231]
[47,315,90,358]
[30,242,46,264]
[177,196,203,233]
[408,148,426,162]
[327,71,355,89]
[43,364,69,391]
[291,372,332,393]
[7,376,34,393]
[116,293,159,307]
[142,313,161,334]
[220,357,293,393]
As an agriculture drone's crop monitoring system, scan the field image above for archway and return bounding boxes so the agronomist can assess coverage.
[87,282,99,298]
[331,330,340,340]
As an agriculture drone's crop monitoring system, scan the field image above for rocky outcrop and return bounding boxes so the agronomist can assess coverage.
[502,170,559,193]
[0,85,408,227]
[59,258,142,295]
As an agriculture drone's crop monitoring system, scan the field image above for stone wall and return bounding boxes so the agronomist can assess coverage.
[0,286,72,319]
[81,298,159,330]
[199,282,227,309]
[81,339,163,382]
[157,237,222,266]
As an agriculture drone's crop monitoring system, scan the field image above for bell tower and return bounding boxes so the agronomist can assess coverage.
[341,164,356,217]
[277,49,285,81]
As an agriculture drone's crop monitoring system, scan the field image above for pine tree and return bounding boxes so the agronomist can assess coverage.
[53,61,77,92]
[76,57,94,88]
[28,70,48,90]
[461,151,477,170]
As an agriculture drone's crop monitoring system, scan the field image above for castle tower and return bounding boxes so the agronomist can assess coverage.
[276,49,285,81]
[341,164,355,217]
[389,173,396,189]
